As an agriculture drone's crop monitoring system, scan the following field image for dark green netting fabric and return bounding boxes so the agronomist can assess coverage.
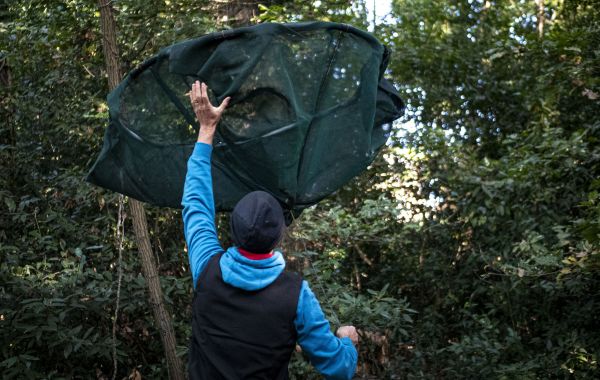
[87,22,404,216]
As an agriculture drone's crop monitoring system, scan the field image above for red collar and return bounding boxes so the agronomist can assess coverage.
[237,247,274,260]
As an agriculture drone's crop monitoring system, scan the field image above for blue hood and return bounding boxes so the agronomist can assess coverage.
[219,247,286,291]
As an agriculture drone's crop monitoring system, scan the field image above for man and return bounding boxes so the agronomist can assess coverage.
[182,80,359,380]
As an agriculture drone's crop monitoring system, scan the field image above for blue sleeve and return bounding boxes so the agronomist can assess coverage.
[182,142,224,288]
[294,281,358,380]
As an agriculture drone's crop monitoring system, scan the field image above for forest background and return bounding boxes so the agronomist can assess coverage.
[1,0,599,378]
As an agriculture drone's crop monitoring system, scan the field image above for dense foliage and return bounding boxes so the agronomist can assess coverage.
[1,0,598,378]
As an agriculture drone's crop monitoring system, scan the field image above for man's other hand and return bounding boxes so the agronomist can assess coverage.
[188,81,230,144]
[336,326,359,346]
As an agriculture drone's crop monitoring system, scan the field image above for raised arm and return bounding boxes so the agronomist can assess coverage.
[182,81,231,287]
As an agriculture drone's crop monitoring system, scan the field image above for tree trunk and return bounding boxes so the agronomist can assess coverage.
[129,200,185,380]
[0,56,15,177]
[535,0,545,38]
[97,1,185,379]
[212,0,259,27]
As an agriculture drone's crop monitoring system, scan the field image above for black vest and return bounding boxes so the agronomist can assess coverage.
[189,253,302,380]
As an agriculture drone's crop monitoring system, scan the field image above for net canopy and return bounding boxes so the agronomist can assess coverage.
[87,22,404,217]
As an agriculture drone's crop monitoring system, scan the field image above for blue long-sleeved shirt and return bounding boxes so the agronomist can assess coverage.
[182,142,358,380]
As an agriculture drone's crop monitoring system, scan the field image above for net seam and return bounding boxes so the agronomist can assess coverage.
[294,30,345,196]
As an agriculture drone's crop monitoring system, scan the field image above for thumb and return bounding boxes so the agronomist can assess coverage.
[218,96,231,112]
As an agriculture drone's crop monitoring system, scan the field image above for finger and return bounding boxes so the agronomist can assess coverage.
[199,82,204,105]
[192,81,199,104]
[218,96,231,112]
[200,82,209,106]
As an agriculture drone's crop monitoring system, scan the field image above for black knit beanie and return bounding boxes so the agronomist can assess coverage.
[230,191,285,253]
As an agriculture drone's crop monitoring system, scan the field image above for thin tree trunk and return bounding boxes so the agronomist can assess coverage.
[536,0,545,38]
[129,200,184,380]
[97,1,185,379]
[0,57,15,178]
[372,0,377,33]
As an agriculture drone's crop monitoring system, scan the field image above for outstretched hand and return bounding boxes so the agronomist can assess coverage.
[188,81,230,144]
[336,325,359,346]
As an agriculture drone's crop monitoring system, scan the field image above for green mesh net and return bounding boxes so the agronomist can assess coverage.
[87,22,404,216]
